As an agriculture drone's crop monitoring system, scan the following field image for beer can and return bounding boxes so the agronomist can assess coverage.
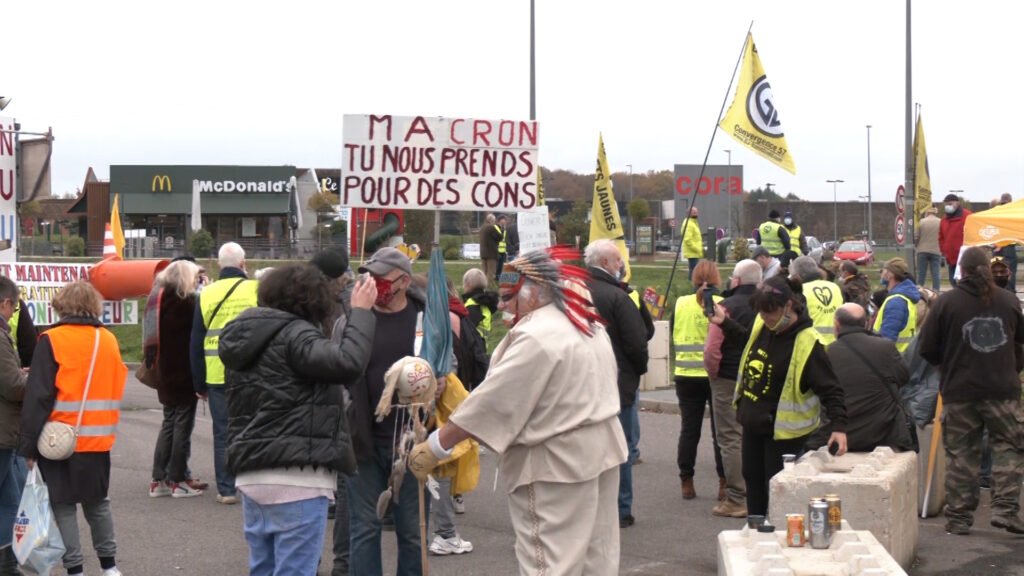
[786,514,805,547]
[825,494,842,538]
[808,500,829,549]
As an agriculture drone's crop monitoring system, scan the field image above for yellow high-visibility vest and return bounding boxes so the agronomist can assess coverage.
[465,297,492,337]
[803,279,842,345]
[495,225,507,254]
[787,225,803,256]
[759,221,784,255]
[873,294,918,353]
[199,278,258,385]
[734,316,824,440]
[672,293,722,377]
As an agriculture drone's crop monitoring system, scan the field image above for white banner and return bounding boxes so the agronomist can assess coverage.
[0,117,17,262]
[342,114,540,212]
[517,207,552,255]
[0,262,138,325]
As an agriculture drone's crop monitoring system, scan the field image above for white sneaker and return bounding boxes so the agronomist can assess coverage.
[101,567,123,576]
[170,482,203,498]
[148,480,170,498]
[429,534,474,555]
[216,494,239,505]
[453,494,465,515]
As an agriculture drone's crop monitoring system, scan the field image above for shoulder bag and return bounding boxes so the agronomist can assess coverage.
[843,338,920,452]
[37,328,101,461]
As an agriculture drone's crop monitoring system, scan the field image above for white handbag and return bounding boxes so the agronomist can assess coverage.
[37,329,101,461]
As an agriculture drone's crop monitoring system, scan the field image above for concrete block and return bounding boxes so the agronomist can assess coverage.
[718,522,907,576]
[917,424,946,518]
[649,320,670,359]
[768,446,918,569]
[638,354,670,391]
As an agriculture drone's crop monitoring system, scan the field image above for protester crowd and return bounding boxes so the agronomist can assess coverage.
[0,196,1021,576]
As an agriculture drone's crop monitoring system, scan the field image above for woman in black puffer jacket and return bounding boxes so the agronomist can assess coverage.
[219,264,377,576]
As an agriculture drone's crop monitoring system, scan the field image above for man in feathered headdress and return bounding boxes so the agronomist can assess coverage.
[408,247,627,575]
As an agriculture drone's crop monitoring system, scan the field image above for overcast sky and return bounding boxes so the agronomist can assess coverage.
[6,0,1022,205]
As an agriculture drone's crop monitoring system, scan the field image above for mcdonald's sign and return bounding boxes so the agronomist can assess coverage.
[152,174,172,192]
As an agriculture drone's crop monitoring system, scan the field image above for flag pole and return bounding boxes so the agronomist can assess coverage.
[659,22,753,319]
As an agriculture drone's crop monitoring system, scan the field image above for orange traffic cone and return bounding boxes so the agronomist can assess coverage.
[102,223,119,260]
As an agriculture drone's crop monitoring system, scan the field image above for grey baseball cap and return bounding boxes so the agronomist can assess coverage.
[751,246,771,259]
[358,247,413,276]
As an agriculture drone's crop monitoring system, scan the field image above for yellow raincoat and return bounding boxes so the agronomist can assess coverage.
[435,373,480,495]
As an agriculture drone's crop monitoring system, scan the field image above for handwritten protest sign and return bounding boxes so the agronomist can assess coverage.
[0,262,138,325]
[342,114,539,212]
[516,207,551,255]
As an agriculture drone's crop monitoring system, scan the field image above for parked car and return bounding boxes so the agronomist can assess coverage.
[823,240,839,252]
[655,239,672,252]
[804,236,822,252]
[834,240,874,265]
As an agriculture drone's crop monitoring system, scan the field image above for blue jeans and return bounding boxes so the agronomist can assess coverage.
[916,253,941,291]
[688,258,699,281]
[206,386,235,497]
[617,404,639,518]
[0,449,26,549]
[242,495,328,576]
[947,262,957,287]
[347,443,425,576]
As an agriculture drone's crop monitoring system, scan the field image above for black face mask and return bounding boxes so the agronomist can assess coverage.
[995,276,1010,288]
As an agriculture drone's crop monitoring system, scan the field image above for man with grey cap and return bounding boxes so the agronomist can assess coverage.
[751,246,781,281]
[875,257,921,354]
[790,256,842,345]
[343,247,428,575]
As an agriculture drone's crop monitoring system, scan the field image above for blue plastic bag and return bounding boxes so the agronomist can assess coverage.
[12,467,65,575]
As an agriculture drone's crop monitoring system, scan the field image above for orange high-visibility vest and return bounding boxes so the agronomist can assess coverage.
[45,324,128,453]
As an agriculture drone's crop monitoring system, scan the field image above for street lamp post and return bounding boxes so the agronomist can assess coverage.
[858,195,869,236]
[765,182,776,222]
[827,179,845,243]
[723,149,732,235]
[866,125,873,246]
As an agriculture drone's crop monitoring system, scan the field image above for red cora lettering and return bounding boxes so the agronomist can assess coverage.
[676,175,744,196]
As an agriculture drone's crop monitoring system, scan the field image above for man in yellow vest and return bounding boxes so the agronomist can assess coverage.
[190,242,258,504]
[755,210,792,266]
[681,207,704,281]
[790,256,842,345]
[874,258,920,354]
[495,214,509,281]
[782,211,807,258]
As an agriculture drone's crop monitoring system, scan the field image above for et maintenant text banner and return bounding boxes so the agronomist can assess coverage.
[342,114,540,212]
[0,262,137,325]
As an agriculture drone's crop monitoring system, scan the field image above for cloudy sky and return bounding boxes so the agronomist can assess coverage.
[5,0,1022,204]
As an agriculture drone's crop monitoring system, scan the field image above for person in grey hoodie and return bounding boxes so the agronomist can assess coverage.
[219,264,377,575]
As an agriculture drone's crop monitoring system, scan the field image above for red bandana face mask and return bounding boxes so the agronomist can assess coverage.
[374,277,397,307]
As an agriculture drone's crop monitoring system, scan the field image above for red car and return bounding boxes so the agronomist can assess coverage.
[834,240,874,265]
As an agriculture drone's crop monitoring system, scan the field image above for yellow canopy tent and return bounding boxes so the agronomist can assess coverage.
[963,199,1024,247]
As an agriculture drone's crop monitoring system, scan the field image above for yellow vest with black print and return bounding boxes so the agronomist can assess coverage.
[803,279,842,345]
[672,293,722,377]
[759,221,785,255]
[787,225,803,256]
[734,316,823,440]
[873,293,918,354]
[200,278,259,385]
[465,297,491,336]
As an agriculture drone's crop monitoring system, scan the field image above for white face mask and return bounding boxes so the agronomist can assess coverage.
[944,204,956,214]
[783,218,793,226]
[502,311,516,326]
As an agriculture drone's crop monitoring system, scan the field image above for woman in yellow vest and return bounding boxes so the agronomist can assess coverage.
[728,275,849,518]
[461,268,498,339]
[19,281,128,576]
[671,260,725,500]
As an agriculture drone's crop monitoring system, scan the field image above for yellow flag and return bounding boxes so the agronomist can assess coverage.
[536,170,545,206]
[913,114,932,230]
[589,134,631,282]
[111,194,125,258]
[719,33,797,174]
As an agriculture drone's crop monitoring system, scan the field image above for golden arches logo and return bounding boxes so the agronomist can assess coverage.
[152,174,172,192]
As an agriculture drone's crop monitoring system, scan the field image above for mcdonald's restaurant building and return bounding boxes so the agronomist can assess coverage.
[106,165,310,257]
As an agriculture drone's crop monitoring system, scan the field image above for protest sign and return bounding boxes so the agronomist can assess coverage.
[342,114,539,212]
[516,207,551,255]
[0,262,138,325]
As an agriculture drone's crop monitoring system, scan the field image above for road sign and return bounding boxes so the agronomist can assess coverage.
[895,214,906,246]
[896,185,905,214]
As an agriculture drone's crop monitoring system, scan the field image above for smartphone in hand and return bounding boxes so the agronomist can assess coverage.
[702,286,719,317]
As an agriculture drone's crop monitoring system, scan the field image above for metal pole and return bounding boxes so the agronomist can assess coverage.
[904,0,915,273]
[528,0,536,119]
[827,179,844,243]
[724,149,732,236]
[867,125,873,245]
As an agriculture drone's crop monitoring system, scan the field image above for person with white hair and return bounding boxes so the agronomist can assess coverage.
[189,242,258,505]
[704,259,762,518]
[461,268,498,338]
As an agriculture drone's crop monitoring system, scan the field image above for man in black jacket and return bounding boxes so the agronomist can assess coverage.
[808,304,914,452]
[705,259,761,518]
[919,247,1024,536]
[584,239,650,528]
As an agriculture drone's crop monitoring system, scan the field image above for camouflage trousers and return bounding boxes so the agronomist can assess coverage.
[942,399,1023,526]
